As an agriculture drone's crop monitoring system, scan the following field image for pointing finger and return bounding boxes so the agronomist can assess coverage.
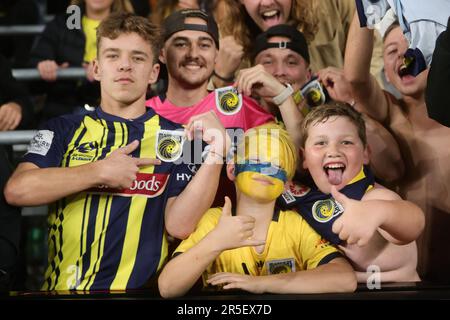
[120,140,140,155]
[135,158,161,167]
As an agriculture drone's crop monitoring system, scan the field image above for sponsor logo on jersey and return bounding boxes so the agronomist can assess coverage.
[312,199,344,223]
[281,182,311,204]
[315,238,331,249]
[215,86,242,115]
[266,258,295,274]
[71,141,99,161]
[156,130,185,162]
[89,173,169,198]
[27,130,54,156]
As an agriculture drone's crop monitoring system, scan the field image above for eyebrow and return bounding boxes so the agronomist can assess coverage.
[171,36,214,43]
[102,48,149,58]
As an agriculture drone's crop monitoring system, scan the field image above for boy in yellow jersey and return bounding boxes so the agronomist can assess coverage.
[299,102,424,283]
[5,13,230,291]
[158,123,357,298]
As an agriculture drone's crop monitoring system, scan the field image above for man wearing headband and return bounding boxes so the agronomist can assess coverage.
[158,123,357,297]
[146,9,274,132]
[146,9,280,207]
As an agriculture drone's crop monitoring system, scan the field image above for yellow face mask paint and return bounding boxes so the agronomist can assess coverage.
[235,163,286,203]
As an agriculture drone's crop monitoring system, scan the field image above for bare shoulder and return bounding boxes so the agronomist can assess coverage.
[361,183,402,201]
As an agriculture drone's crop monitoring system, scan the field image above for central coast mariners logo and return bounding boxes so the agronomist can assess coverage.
[215,86,242,115]
[155,130,185,162]
[312,198,344,223]
[266,258,295,275]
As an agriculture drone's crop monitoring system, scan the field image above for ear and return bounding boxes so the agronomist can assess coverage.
[306,67,312,81]
[226,163,236,181]
[363,145,370,165]
[159,48,167,64]
[148,63,160,85]
[93,59,101,81]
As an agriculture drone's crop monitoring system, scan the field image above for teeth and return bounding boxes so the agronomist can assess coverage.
[262,10,278,18]
[325,164,345,169]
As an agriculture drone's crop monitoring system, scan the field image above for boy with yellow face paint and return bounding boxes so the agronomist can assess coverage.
[158,123,357,298]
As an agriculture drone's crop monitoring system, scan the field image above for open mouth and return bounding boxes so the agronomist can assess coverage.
[261,9,281,23]
[323,163,345,185]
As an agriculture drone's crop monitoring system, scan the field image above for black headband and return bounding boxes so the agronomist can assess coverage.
[252,24,310,64]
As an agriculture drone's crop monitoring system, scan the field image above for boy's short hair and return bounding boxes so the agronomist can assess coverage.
[383,21,401,42]
[236,123,297,180]
[300,102,367,148]
[96,12,161,63]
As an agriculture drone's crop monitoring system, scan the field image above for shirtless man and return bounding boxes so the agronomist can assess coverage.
[345,13,450,282]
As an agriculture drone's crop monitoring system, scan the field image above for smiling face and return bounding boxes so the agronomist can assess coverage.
[160,17,217,89]
[383,26,428,98]
[94,32,160,109]
[302,116,369,193]
[240,0,292,31]
[255,35,311,92]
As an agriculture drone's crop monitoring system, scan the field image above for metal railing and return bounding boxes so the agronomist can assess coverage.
[0,130,37,145]
[1,130,47,216]
[0,25,45,36]
[12,67,86,81]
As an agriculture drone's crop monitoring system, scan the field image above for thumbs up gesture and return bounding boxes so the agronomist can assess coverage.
[96,140,161,189]
[331,186,383,247]
[210,197,266,252]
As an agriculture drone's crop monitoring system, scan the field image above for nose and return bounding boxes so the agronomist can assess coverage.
[260,0,276,6]
[187,43,199,58]
[326,143,342,158]
[272,61,286,78]
[118,56,131,72]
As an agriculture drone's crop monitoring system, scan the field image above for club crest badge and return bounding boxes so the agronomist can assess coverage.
[155,130,185,162]
[215,86,242,115]
[312,198,344,223]
[281,182,311,204]
[266,258,295,275]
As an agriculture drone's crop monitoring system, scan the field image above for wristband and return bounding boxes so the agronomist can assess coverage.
[213,70,235,83]
[272,84,294,106]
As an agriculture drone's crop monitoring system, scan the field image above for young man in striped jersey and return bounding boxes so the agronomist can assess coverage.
[5,12,230,291]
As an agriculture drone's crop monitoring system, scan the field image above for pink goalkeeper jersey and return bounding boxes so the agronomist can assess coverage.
[146,90,274,130]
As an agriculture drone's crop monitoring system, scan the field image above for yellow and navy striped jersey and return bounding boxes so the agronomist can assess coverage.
[23,108,196,291]
[277,166,375,244]
[175,208,342,287]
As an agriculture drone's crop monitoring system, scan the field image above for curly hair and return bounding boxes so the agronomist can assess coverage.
[290,0,319,43]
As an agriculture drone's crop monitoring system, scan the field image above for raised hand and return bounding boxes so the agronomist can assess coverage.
[331,186,383,246]
[317,67,355,105]
[96,140,160,189]
[235,64,286,100]
[209,197,265,252]
[185,110,231,158]
[214,36,244,85]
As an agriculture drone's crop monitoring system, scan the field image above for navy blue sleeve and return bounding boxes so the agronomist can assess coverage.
[21,117,72,168]
[165,138,206,198]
